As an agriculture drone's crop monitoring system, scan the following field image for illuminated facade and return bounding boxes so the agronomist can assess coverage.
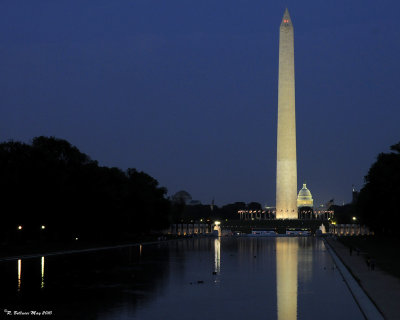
[276,8,298,219]
[297,183,313,208]
[238,209,275,220]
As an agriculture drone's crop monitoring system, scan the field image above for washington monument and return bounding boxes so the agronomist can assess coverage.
[276,8,297,219]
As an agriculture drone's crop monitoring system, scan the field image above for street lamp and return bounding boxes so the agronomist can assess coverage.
[352,216,357,221]
[17,225,22,230]
[41,225,46,230]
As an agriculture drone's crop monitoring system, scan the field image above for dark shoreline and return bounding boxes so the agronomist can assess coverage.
[0,234,186,260]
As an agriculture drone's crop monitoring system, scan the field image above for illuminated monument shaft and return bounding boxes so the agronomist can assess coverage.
[276,8,297,219]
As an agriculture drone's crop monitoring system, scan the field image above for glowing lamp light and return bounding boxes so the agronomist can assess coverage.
[17,225,22,230]
[214,221,221,226]
[41,225,46,230]
[352,217,357,221]
[75,237,79,241]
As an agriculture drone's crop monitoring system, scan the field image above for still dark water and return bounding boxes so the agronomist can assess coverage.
[0,237,363,320]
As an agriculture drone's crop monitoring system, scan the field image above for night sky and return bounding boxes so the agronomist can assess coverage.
[1,1,399,207]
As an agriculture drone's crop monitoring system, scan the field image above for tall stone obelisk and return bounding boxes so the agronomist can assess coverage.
[276,8,297,219]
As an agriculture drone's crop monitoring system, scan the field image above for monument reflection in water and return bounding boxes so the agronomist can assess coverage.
[4,237,366,320]
[214,238,221,273]
[276,237,299,320]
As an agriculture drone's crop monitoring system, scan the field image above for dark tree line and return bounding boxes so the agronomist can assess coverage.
[0,136,171,244]
[330,204,357,224]
[357,142,400,236]
[176,201,263,222]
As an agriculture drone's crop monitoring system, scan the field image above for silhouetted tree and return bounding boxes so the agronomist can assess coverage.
[0,136,171,244]
[330,204,356,224]
[247,202,262,210]
[183,204,213,221]
[357,142,400,235]
[218,202,246,220]
[171,190,192,204]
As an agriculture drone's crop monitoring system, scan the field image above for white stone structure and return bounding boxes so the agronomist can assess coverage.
[169,223,210,235]
[297,183,313,208]
[330,224,373,236]
[276,8,297,219]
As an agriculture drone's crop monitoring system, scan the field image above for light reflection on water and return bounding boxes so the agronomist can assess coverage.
[276,238,298,320]
[17,259,21,292]
[2,238,364,320]
[16,257,46,291]
[41,256,45,289]
[214,238,221,273]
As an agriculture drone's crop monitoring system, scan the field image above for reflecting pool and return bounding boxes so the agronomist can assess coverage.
[0,237,364,319]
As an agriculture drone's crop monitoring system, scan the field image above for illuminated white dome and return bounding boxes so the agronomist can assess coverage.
[297,183,313,208]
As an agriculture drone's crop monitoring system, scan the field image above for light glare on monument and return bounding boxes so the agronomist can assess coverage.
[276,8,298,219]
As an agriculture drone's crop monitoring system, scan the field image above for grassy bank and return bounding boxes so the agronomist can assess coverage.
[337,236,400,279]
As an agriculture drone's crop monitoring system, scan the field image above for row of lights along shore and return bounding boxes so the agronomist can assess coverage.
[17,225,79,241]
[17,225,46,230]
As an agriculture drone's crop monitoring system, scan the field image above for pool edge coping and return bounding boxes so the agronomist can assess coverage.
[323,238,384,320]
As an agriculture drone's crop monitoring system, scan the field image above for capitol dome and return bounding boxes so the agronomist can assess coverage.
[297,183,313,208]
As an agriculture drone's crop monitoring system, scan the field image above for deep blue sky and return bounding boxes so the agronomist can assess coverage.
[1,1,399,207]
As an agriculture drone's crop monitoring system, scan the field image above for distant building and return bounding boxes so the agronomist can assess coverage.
[296,184,333,220]
[238,209,275,220]
[297,184,313,208]
[314,203,334,220]
[297,183,314,219]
